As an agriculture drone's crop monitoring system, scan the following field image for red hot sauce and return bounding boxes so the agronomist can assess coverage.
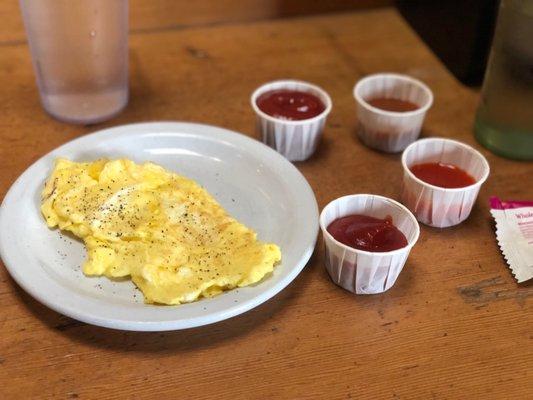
[410,162,476,188]
[256,89,325,120]
[327,214,408,252]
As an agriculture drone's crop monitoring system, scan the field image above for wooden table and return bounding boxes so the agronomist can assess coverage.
[1,8,532,400]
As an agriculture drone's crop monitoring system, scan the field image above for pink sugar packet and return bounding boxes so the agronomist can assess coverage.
[490,197,533,282]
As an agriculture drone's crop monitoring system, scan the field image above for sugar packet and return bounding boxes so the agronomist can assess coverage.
[490,197,533,282]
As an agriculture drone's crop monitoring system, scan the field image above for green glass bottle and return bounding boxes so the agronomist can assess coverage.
[475,0,533,160]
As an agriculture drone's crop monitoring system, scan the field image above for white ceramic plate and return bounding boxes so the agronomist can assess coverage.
[0,122,318,331]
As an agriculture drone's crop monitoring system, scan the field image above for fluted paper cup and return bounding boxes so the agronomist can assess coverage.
[353,73,433,153]
[320,194,420,295]
[401,138,490,228]
[251,80,332,161]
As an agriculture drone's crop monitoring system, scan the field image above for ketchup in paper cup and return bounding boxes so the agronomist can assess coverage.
[251,80,332,162]
[320,194,420,295]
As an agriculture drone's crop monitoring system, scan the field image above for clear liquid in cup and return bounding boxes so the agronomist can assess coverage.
[20,0,128,124]
[475,0,533,160]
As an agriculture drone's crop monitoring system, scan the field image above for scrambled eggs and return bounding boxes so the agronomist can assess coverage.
[41,158,281,304]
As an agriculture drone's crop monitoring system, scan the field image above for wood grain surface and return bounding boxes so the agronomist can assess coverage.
[1,8,532,400]
[0,0,391,44]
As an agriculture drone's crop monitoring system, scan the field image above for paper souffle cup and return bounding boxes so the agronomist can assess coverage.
[251,80,332,161]
[401,138,490,228]
[353,73,433,153]
[319,194,420,295]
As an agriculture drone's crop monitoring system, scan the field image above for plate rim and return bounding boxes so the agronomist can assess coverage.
[0,122,318,331]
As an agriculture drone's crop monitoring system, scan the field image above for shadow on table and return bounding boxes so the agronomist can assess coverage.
[11,250,317,354]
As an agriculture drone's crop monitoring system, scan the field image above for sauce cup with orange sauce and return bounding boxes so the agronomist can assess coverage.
[320,194,420,295]
[353,73,433,153]
[401,138,490,228]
